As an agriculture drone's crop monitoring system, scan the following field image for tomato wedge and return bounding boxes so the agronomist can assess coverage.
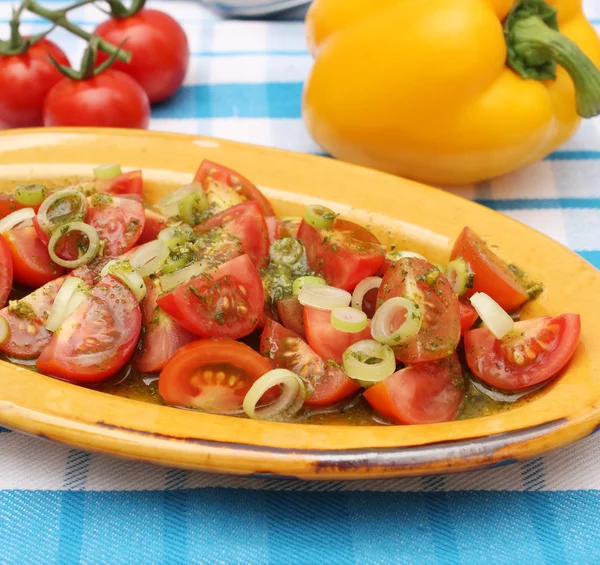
[133,277,196,373]
[71,256,113,287]
[0,194,41,220]
[159,339,273,413]
[157,254,264,339]
[3,225,65,288]
[194,160,275,217]
[195,201,269,269]
[137,209,168,244]
[36,275,141,383]
[464,314,580,390]
[459,300,478,335]
[276,296,306,338]
[298,218,385,291]
[260,319,359,407]
[86,193,145,255]
[451,227,529,312]
[304,305,372,364]
[363,354,464,424]
[265,216,289,244]
[0,234,13,308]
[377,257,460,363]
[96,170,143,197]
[0,277,65,359]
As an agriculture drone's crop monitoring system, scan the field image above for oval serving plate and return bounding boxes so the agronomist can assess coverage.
[0,127,599,480]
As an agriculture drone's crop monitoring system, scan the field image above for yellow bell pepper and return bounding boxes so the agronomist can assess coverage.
[303,0,600,186]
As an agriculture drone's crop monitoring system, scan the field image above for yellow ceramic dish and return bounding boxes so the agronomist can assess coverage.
[0,127,598,480]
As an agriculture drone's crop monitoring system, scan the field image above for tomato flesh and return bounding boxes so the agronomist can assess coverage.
[260,319,359,406]
[266,216,290,244]
[138,209,169,244]
[459,300,479,335]
[276,296,306,338]
[364,354,464,424]
[159,339,273,412]
[96,170,143,197]
[298,218,385,291]
[0,234,13,308]
[464,314,580,390]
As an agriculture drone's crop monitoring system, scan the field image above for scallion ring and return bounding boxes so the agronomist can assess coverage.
[331,307,368,333]
[342,340,396,385]
[470,292,514,339]
[371,296,423,345]
[292,275,327,296]
[129,240,170,278]
[0,208,35,233]
[45,277,89,332]
[386,250,427,262]
[37,189,87,234]
[179,192,208,226]
[243,369,306,421]
[15,184,46,207]
[351,276,382,311]
[93,164,122,180]
[156,183,202,218]
[298,284,351,310]
[160,261,208,292]
[445,258,472,296]
[101,260,147,302]
[0,316,9,345]
[303,204,337,230]
[161,251,193,275]
[269,237,304,266]
[158,225,193,250]
[48,222,99,269]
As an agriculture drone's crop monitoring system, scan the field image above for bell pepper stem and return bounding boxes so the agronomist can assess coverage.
[508,14,600,118]
[26,0,131,63]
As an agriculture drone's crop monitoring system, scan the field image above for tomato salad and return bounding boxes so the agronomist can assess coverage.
[0,163,581,425]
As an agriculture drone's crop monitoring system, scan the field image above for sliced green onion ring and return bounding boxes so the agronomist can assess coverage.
[0,316,9,345]
[93,164,122,180]
[386,250,427,262]
[0,208,35,233]
[243,369,306,421]
[158,225,193,250]
[292,275,327,296]
[37,189,87,234]
[371,296,422,345]
[156,183,202,218]
[298,284,351,310]
[45,277,88,332]
[160,261,208,292]
[446,258,471,296]
[331,307,368,333]
[470,292,514,339]
[303,204,337,230]
[15,184,46,207]
[129,240,170,278]
[342,340,396,384]
[351,276,382,312]
[48,222,99,269]
[269,237,304,266]
[161,252,193,275]
[179,192,208,226]
[101,260,147,302]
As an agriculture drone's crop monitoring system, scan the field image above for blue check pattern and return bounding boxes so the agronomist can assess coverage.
[1,1,600,563]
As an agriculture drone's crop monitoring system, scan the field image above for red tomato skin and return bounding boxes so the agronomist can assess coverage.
[276,296,306,338]
[0,194,42,220]
[3,226,65,288]
[459,300,478,335]
[0,277,65,359]
[464,314,581,390]
[298,218,385,292]
[36,275,141,383]
[265,216,290,244]
[451,227,529,313]
[138,209,168,244]
[133,278,196,373]
[96,170,143,197]
[43,69,150,129]
[304,306,372,364]
[95,9,189,103]
[0,234,13,308]
[0,39,69,129]
[363,354,464,425]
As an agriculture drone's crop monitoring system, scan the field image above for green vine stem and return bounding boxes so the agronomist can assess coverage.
[0,0,54,55]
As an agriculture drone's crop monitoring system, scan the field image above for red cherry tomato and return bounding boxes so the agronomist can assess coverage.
[159,340,274,412]
[377,257,460,364]
[95,9,189,103]
[157,254,264,339]
[0,39,69,129]
[304,305,372,364]
[3,226,65,288]
[96,170,143,197]
[459,300,478,334]
[298,218,385,291]
[195,201,270,269]
[194,160,275,217]
[364,354,464,424]
[36,275,141,383]
[464,314,580,390]
[86,193,145,256]
[137,209,168,244]
[133,277,196,373]
[0,277,65,359]
[260,319,359,407]
[266,216,290,244]
[0,234,13,308]
[43,69,150,129]
[276,296,305,338]
[451,227,529,312]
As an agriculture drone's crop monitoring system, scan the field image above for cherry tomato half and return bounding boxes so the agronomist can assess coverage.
[159,339,273,413]
[0,234,13,308]
[464,314,581,390]
[36,275,141,383]
[363,354,464,424]
[298,218,385,291]
[96,170,143,197]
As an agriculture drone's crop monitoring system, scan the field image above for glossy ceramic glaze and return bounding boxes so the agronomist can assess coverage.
[0,128,598,480]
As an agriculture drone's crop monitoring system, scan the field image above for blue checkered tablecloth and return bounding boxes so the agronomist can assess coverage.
[2,1,600,563]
